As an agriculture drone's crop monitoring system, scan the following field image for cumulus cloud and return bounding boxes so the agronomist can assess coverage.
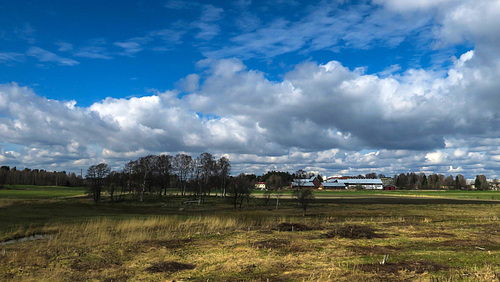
[2,38,500,177]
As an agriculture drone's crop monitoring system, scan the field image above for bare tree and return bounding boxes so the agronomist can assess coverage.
[293,188,315,216]
[266,174,283,209]
[174,153,193,196]
[218,156,231,197]
[227,174,253,209]
[131,155,158,201]
[198,152,216,202]
[86,163,111,204]
[156,154,172,197]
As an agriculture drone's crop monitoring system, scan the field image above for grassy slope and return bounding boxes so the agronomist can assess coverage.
[1,187,500,281]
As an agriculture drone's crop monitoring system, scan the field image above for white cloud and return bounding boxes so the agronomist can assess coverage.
[3,35,500,177]
[114,41,145,56]
[26,47,79,66]
[426,151,447,165]
[0,52,24,64]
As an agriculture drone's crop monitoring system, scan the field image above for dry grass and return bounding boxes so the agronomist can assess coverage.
[1,201,500,281]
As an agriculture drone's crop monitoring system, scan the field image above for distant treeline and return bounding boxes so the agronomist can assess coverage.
[393,172,493,190]
[0,166,84,188]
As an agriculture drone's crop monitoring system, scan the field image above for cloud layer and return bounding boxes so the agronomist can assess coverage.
[1,0,500,178]
[1,44,499,177]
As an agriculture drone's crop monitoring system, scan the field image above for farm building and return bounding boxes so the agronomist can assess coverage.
[291,176,384,190]
[322,182,347,189]
[325,178,384,190]
[383,185,396,190]
[291,176,320,188]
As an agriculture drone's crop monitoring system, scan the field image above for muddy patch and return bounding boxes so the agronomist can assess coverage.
[358,260,451,274]
[0,234,54,245]
[146,261,195,273]
[323,225,378,239]
[274,223,313,232]
[254,238,290,249]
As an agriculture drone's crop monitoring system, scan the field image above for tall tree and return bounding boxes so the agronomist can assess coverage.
[295,169,307,179]
[218,156,231,197]
[198,152,216,202]
[293,187,315,216]
[0,166,9,188]
[86,163,111,204]
[475,174,489,190]
[173,153,193,196]
[266,174,283,209]
[227,174,253,209]
[157,154,172,197]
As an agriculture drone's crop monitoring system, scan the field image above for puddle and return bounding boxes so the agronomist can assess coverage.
[0,234,54,245]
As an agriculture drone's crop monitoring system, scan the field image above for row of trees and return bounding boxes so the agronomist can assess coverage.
[0,166,83,188]
[394,172,492,190]
[85,152,232,204]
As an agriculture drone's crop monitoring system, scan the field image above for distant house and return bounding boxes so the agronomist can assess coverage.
[255,182,266,190]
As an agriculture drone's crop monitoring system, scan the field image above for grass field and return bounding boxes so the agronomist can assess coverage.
[1,186,500,281]
[0,185,86,199]
[255,189,500,201]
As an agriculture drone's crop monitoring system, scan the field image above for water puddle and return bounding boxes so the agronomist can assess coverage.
[0,234,54,245]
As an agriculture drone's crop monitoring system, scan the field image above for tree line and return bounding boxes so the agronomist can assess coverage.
[0,166,83,188]
[393,172,493,190]
[85,152,235,204]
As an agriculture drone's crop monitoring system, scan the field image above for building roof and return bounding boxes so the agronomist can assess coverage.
[291,181,315,187]
[323,182,346,187]
[327,178,383,185]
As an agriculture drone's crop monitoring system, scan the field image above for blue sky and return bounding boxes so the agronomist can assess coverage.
[1,0,500,178]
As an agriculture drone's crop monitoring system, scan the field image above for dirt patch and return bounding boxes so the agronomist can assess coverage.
[349,245,400,255]
[275,223,312,232]
[254,238,290,249]
[323,225,378,239]
[471,223,500,235]
[145,261,195,273]
[431,239,500,250]
[358,260,451,274]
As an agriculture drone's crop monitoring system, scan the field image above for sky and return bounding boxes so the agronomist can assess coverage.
[0,0,499,178]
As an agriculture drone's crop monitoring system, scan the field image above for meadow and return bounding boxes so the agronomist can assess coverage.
[1,185,500,281]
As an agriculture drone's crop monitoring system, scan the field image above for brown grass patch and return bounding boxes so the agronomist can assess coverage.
[145,261,195,273]
[323,225,378,239]
[358,260,452,274]
[254,238,290,250]
[274,222,313,231]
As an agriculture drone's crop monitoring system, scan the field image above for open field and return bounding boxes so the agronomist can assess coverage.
[0,185,86,199]
[255,189,500,201]
[1,186,500,281]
